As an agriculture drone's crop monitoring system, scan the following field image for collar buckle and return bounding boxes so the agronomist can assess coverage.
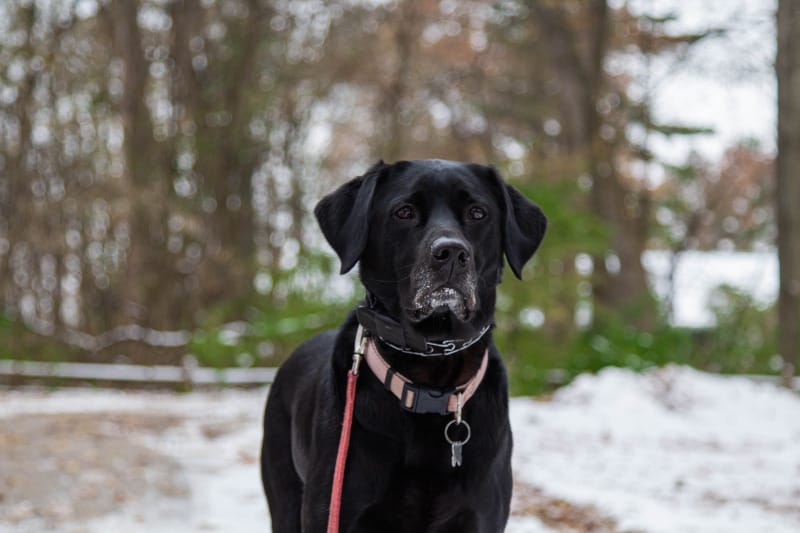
[400,383,455,415]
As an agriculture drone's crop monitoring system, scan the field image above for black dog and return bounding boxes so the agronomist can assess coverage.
[261,159,546,532]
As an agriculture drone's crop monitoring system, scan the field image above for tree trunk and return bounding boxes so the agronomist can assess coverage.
[101,2,177,328]
[376,0,421,161]
[530,0,655,326]
[776,0,800,386]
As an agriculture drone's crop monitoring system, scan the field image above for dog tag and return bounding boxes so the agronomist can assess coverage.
[444,418,471,469]
[450,441,464,468]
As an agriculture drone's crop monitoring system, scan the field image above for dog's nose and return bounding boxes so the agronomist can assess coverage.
[431,237,470,267]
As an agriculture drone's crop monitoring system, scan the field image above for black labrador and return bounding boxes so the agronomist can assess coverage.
[261,159,546,532]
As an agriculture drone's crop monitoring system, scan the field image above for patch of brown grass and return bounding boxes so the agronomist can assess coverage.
[512,478,642,533]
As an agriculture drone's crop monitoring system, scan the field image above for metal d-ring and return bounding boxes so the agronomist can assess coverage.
[444,418,471,445]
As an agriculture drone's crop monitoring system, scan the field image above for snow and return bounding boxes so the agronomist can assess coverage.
[1,366,799,532]
[512,366,800,532]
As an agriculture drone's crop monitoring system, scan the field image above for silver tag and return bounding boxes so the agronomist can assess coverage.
[444,418,471,469]
[450,441,464,467]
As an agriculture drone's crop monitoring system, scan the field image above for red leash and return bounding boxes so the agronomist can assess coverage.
[327,327,365,533]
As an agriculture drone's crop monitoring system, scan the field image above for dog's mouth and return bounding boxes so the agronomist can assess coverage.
[407,286,475,323]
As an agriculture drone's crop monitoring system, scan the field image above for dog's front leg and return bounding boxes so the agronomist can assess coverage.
[298,478,333,532]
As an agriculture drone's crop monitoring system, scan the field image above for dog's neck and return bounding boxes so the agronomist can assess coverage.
[358,292,491,389]
[375,338,489,390]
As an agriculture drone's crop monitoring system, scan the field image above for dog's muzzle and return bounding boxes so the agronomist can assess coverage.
[408,236,478,322]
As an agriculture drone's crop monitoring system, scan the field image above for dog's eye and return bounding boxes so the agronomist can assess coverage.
[468,206,487,220]
[394,205,416,220]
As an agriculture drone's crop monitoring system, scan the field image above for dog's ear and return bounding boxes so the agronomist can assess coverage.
[472,164,547,279]
[314,160,386,274]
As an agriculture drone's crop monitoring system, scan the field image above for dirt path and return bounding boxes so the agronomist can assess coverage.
[0,412,189,530]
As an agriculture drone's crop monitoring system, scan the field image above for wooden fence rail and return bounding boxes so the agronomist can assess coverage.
[1,360,797,391]
[0,360,276,387]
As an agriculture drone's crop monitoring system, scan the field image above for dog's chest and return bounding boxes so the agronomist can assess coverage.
[375,469,478,531]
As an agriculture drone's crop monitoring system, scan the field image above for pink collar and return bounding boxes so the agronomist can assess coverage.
[362,337,489,415]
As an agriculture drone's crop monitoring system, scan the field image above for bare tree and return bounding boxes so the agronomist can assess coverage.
[776,0,800,386]
[526,0,655,325]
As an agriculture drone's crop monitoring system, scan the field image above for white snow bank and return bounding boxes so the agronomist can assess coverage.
[512,365,800,533]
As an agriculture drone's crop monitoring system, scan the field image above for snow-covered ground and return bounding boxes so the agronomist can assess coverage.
[511,366,800,533]
[1,366,798,532]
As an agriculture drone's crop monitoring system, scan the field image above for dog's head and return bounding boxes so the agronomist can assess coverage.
[315,159,546,343]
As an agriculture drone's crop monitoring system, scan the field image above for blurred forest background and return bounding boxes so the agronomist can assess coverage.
[0,0,796,394]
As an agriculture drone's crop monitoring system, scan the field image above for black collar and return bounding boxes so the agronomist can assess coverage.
[355,296,491,357]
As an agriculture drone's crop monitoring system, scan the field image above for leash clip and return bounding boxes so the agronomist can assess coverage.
[352,325,366,375]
